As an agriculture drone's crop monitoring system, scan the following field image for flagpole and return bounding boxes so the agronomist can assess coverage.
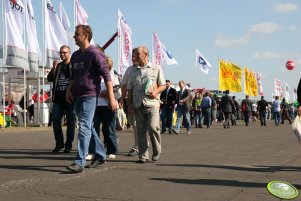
[40,0,46,125]
[117,9,120,75]
[24,0,28,127]
[2,0,6,126]
[73,0,76,52]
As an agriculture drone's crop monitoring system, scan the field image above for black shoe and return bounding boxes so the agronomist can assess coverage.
[223,125,226,129]
[160,130,166,134]
[66,163,83,173]
[85,159,106,168]
[137,158,148,163]
[168,130,172,134]
[52,145,64,153]
[64,148,72,153]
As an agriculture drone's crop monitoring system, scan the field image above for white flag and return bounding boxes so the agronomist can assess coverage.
[195,48,211,75]
[75,0,94,44]
[274,78,282,97]
[59,1,70,31]
[45,0,68,68]
[5,0,29,70]
[117,9,132,75]
[285,83,290,102]
[75,0,88,25]
[26,0,41,72]
[256,72,264,96]
[152,32,177,69]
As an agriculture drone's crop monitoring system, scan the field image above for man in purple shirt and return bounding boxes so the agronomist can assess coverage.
[65,25,117,173]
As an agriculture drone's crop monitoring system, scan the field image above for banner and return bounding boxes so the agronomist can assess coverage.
[219,60,242,92]
[294,88,297,101]
[117,9,132,75]
[45,0,68,68]
[244,67,258,97]
[75,0,94,45]
[256,72,264,96]
[274,78,282,97]
[196,48,211,75]
[26,0,40,72]
[75,0,88,25]
[284,83,290,102]
[152,32,177,69]
[59,0,70,30]
[5,0,29,70]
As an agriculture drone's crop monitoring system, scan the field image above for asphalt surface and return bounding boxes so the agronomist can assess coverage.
[0,120,301,201]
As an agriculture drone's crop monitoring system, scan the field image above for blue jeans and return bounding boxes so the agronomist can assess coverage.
[74,96,106,167]
[174,105,191,132]
[273,111,281,126]
[194,110,202,127]
[202,107,211,128]
[52,99,76,149]
[160,104,174,131]
[91,106,118,155]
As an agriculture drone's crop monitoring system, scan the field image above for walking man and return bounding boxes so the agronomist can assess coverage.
[160,80,177,134]
[66,25,117,173]
[173,80,192,134]
[257,96,268,126]
[220,90,235,129]
[127,46,166,163]
[47,45,76,153]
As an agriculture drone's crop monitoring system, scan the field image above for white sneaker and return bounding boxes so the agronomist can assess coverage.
[107,154,116,159]
[86,154,94,161]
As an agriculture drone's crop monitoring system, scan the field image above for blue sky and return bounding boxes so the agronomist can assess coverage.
[2,0,301,101]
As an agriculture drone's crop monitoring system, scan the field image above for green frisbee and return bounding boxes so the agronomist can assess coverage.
[267,181,298,200]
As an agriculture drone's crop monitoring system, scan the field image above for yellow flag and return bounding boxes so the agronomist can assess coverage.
[219,61,242,92]
[244,67,258,97]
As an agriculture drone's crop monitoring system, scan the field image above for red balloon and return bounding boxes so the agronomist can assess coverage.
[286,60,295,70]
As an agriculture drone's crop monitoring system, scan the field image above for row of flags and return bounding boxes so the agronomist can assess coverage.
[219,60,296,102]
[4,0,213,78]
[3,0,89,72]
[3,1,294,101]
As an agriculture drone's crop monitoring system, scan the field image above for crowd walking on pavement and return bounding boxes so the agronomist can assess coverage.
[42,24,299,174]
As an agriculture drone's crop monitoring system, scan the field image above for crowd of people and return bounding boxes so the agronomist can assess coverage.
[9,25,298,174]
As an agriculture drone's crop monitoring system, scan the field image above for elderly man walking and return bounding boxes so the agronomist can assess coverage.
[127,46,166,163]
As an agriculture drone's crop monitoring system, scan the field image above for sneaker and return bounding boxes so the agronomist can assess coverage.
[85,154,94,161]
[152,154,160,161]
[107,154,116,159]
[127,148,139,156]
[66,163,83,173]
[172,129,179,135]
[186,130,191,135]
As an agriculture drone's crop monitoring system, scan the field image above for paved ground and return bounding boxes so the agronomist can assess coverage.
[0,120,301,201]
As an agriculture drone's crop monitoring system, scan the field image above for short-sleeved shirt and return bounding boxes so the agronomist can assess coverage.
[127,62,165,109]
[121,66,136,85]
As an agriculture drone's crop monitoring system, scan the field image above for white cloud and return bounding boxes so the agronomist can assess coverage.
[273,3,298,13]
[215,22,285,48]
[253,51,286,60]
[249,22,283,34]
[288,25,298,31]
[214,34,250,48]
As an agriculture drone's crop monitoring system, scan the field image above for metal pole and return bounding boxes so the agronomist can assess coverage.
[2,0,6,127]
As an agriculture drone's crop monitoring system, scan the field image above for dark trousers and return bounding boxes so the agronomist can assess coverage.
[259,110,266,126]
[160,104,174,131]
[52,99,76,149]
